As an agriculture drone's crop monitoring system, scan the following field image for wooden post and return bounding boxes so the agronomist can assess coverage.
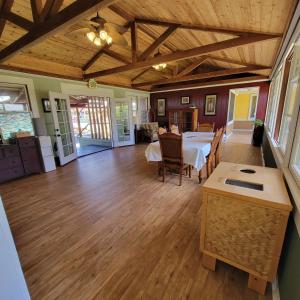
[76,106,82,137]
[87,100,94,139]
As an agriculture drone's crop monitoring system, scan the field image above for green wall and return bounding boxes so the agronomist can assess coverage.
[0,69,149,120]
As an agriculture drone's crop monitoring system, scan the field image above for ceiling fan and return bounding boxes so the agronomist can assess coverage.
[65,12,128,47]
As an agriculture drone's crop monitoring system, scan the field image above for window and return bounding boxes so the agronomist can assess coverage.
[249,94,258,120]
[278,42,300,154]
[274,53,293,140]
[0,83,34,141]
[131,96,138,118]
[290,109,300,187]
[266,70,282,135]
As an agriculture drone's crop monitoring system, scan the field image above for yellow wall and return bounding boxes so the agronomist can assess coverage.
[234,93,251,120]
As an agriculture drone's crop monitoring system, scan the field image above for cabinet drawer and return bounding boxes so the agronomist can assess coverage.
[19,147,38,160]
[18,137,36,148]
[0,167,24,183]
[0,157,22,170]
[3,146,19,158]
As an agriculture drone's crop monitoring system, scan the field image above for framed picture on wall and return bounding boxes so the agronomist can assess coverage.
[157,98,166,116]
[204,94,217,116]
[42,98,51,112]
[181,96,190,104]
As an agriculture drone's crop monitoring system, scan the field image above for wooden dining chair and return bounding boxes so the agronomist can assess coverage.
[159,133,191,186]
[158,127,167,135]
[198,128,223,183]
[196,122,215,132]
[170,124,180,135]
[215,127,225,166]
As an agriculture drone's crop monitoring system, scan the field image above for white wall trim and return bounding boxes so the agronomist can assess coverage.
[60,82,114,98]
[0,74,39,118]
[265,131,300,235]
[150,79,269,94]
[272,277,281,300]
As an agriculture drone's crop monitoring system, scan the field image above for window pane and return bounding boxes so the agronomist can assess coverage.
[0,83,30,112]
[249,95,257,120]
[290,111,300,186]
[266,71,282,134]
[278,42,300,153]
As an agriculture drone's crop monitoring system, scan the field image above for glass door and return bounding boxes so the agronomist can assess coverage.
[111,98,134,147]
[49,91,77,165]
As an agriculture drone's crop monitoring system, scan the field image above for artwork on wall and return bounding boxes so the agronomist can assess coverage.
[157,98,166,116]
[181,96,190,104]
[42,98,51,112]
[204,94,217,116]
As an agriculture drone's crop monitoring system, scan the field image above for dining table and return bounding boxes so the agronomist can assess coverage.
[145,131,215,171]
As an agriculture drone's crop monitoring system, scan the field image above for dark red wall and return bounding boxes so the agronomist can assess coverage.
[150,81,270,129]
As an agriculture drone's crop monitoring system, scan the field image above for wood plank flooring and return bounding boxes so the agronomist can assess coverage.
[0,133,270,300]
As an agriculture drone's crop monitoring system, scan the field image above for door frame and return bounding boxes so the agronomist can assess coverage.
[110,97,135,147]
[49,91,77,165]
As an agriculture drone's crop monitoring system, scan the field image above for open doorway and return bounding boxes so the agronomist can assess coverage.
[226,87,259,136]
[70,95,113,157]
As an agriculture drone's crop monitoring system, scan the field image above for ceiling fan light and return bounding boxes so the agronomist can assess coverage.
[87,31,96,42]
[106,35,113,44]
[94,37,101,46]
[99,30,108,40]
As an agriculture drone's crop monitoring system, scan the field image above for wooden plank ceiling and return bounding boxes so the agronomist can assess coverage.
[0,0,297,91]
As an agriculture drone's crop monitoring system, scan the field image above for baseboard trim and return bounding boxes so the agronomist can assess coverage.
[272,277,281,300]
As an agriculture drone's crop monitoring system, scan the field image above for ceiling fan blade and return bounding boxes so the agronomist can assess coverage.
[106,22,128,34]
[105,24,128,46]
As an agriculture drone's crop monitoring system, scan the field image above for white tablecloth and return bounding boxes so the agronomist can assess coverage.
[145,132,214,171]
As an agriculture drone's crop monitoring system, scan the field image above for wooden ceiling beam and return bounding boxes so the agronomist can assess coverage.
[30,0,42,23]
[108,4,178,53]
[39,0,64,22]
[48,0,64,17]
[132,66,271,88]
[131,21,138,63]
[0,0,14,37]
[39,0,55,22]
[103,48,131,65]
[84,33,278,79]
[135,17,282,37]
[131,67,152,82]
[0,0,119,62]
[139,25,179,61]
[176,56,208,77]
[206,55,271,67]
[150,75,269,92]
[82,46,109,71]
[1,11,33,31]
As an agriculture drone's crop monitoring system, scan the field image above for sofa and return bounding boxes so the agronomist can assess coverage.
[139,122,159,142]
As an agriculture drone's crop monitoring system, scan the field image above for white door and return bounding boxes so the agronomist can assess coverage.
[111,98,134,147]
[49,91,77,165]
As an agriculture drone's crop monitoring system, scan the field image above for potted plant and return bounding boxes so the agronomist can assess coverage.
[252,119,264,147]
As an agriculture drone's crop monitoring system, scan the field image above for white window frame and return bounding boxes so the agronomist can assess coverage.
[265,38,300,234]
[248,93,259,121]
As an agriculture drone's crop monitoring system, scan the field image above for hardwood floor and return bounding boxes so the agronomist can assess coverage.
[0,133,269,300]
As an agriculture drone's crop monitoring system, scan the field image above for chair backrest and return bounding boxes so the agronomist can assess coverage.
[170,124,179,135]
[196,122,215,132]
[158,127,167,135]
[209,127,223,157]
[159,133,183,165]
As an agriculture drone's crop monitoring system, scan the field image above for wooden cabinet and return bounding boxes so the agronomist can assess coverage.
[168,108,198,132]
[0,137,42,184]
[200,162,292,295]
